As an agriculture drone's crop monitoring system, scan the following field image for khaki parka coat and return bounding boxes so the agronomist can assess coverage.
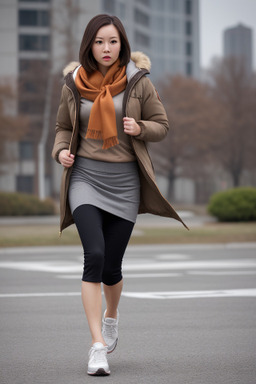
[52,52,188,233]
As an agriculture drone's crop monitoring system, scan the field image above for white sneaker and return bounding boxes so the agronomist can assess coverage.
[87,342,110,376]
[102,310,119,354]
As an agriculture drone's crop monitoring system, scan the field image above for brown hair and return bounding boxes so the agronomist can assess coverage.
[79,14,131,73]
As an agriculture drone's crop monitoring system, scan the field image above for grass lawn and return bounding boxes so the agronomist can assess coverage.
[0,221,255,247]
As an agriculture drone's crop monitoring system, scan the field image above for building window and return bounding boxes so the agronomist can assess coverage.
[19,10,50,27]
[154,16,165,32]
[137,0,150,6]
[185,0,192,15]
[19,58,48,73]
[102,0,115,13]
[134,31,150,47]
[19,141,34,160]
[118,3,125,19]
[152,0,164,10]
[155,37,164,54]
[168,18,181,34]
[185,20,192,35]
[169,39,182,55]
[186,41,192,56]
[19,0,49,2]
[16,175,34,194]
[18,59,48,114]
[19,35,50,51]
[186,61,192,76]
[168,0,180,12]
[134,9,150,27]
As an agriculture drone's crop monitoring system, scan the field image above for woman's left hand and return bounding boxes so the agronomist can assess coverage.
[123,117,141,136]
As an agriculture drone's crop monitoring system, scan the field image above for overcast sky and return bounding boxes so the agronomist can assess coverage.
[200,0,256,69]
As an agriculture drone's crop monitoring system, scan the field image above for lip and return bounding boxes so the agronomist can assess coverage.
[102,56,111,60]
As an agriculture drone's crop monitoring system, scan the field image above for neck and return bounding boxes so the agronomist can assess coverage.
[97,64,108,77]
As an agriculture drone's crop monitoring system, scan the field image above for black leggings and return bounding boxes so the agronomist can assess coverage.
[72,204,134,285]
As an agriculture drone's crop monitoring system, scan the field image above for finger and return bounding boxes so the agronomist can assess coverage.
[123,117,133,122]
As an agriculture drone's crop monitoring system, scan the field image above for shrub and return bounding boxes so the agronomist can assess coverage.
[0,192,55,216]
[208,187,256,222]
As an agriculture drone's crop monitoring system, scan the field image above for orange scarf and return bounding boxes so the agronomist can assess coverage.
[75,59,127,149]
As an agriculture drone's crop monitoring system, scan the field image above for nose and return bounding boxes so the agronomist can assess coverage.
[103,43,110,52]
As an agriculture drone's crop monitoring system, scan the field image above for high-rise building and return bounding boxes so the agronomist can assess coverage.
[223,23,253,75]
[50,0,200,80]
[0,0,200,197]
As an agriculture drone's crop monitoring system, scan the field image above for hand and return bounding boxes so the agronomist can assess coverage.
[59,149,75,168]
[123,117,141,136]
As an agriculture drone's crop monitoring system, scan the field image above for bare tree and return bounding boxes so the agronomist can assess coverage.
[149,58,256,203]
[150,75,218,200]
[209,57,256,186]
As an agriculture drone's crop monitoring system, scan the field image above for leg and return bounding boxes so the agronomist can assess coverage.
[72,204,106,345]
[103,280,123,319]
[102,213,134,318]
[81,282,105,345]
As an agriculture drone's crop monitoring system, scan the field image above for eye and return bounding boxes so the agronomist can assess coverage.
[95,40,102,44]
[111,40,118,44]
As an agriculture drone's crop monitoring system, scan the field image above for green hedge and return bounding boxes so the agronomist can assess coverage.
[208,187,256,222]
[0,192,55,216]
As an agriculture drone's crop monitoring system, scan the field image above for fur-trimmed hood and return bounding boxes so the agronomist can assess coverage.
[63,51,151,77]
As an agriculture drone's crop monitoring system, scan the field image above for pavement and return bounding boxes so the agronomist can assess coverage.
[1,242,256,384]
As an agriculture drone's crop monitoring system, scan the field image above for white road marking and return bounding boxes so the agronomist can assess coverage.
[1,288,256,300]
[122,288,256,300]
[0,261,81,273]
[156,254,191,260]
[0,242,255,256]
[1,259,256,273]
[56,272,182,279]
[188,271,256,276]
[0,292,80,298]
[123,259,256,271]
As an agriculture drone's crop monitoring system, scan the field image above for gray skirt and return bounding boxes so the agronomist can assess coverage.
[68,157,140,223]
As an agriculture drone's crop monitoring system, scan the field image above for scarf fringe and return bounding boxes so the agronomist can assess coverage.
[86,130,119,150]
[103,137,119,150]
[86,129,102,141]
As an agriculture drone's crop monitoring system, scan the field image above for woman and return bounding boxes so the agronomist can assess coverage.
[52,14,187,376]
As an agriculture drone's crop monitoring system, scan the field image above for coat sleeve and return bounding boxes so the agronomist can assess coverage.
[135,77,169,142]
[51,85,73,163]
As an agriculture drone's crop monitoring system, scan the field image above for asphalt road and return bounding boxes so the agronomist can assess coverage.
[0,243,256,384]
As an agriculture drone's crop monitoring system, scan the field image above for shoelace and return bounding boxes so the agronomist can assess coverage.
[103,322,117,339]
[90,347,107,363]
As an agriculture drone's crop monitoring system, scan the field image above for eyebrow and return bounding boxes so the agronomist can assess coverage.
[95,36,119,39]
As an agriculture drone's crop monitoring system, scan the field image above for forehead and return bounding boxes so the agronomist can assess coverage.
[95,24,120,38]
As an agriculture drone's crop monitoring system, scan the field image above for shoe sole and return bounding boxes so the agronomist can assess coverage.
[87,368,110,376]
[107,338,118,354]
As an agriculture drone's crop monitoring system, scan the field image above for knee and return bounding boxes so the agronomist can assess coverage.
[83,246,105,282]
[102,266,122,286]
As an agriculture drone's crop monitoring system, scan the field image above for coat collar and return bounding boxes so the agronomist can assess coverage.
[63,51,151,80]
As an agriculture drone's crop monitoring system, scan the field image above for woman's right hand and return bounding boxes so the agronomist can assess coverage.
[59,149,75,168]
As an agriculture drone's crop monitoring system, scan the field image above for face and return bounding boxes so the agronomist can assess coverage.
[92,24,121,75]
